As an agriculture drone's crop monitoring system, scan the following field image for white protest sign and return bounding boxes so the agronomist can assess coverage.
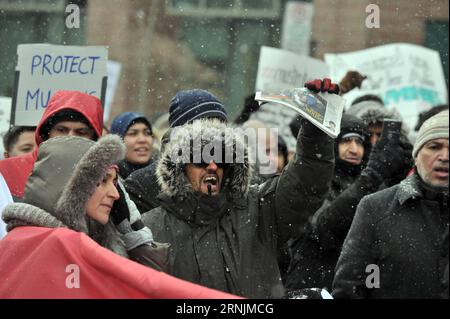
[13,44,108,126]
[253,46,330,151]
[281,1,314,56]
[104,60,122,123]
[0,97,12,159]
[325,43,448,129]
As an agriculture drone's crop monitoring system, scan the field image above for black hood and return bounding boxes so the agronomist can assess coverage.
[335,114,371,176]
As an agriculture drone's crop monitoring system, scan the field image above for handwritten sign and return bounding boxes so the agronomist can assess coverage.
[281,1,315,56]
[253,46,330,151]
[325,43,448,129]
[12,44,108,126]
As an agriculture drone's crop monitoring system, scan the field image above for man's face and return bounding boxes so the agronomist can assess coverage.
[368,123,383,146]
[338,136,365,165]
[48,121,96,140]
[415,138,449,187]
[5,131,36,158]
[185,161,224,195]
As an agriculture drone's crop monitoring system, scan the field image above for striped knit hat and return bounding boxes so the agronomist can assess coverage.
[168,89,228,128]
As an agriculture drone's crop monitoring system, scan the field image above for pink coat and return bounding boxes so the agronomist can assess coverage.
[0,226,240,299]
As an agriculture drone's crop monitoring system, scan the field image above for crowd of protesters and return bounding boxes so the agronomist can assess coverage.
[0,72,448,299]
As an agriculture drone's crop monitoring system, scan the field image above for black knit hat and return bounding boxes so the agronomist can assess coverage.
[168,89,228,128]
[335,114,371,175]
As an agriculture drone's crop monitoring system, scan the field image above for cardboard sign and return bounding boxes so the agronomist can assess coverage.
[253,46,330,151]
[0,97,12,159]
[12,44,108,126]
[325,43,448,129]
[281,1,315,56]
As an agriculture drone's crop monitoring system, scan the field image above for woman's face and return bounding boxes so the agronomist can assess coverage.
[123,122,153,164]
[85,167,120,225]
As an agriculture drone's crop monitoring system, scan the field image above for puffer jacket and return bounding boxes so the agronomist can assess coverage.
[0,90,103,199]
[141,118,334,298]
[332,173,449,298]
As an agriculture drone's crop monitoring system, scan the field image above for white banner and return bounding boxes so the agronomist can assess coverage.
[281,1,314,56]
[325,43,448,129]
[253,46,330,151]
[13,44,108,126]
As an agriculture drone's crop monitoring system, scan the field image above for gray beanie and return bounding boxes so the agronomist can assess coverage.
[412,110,449,158]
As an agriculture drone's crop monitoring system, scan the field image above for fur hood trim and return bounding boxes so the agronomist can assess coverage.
[54,135,126,233]
[156,118,253,197]
[2,202,66,232]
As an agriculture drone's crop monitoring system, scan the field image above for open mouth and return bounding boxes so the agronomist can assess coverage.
[433,167,449,178]
[202,175,219,194]
[134,147,149,154]
[203,176,218,185]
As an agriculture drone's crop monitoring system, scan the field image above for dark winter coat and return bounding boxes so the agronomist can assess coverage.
[332,173,449,298]
[141,118,334,298]
[285,115,376,290]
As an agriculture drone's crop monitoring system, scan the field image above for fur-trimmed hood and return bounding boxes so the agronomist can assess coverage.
[156,118,253,198]
[19,135,126,234]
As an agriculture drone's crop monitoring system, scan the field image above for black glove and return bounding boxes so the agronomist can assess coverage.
[305,78,340,95]
[365,130,413,181]
[111,180,154,251]
[110,182,130,226]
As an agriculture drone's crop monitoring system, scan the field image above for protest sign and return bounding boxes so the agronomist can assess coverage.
[253,46,330,151]
[0,97,12,159]
[255,88,345,138]
[104,60,122,123]
[12,44,108,126]
[281,1,314,56]
[325,43,448,129]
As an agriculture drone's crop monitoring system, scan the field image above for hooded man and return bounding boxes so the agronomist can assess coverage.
[0,90,103,199]
[285,114,412,291]
[124,89,229,214]
[333,110,449,298]
[346,97,404,146]
[141,81,337,298]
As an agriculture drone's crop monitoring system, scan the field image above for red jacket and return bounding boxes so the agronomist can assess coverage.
[0,91,103,198]
[0,226,240,299]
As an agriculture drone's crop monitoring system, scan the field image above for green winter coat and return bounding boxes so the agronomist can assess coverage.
[142,118,334,298]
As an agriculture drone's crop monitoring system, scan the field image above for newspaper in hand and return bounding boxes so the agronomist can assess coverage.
[255,88,346,138]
